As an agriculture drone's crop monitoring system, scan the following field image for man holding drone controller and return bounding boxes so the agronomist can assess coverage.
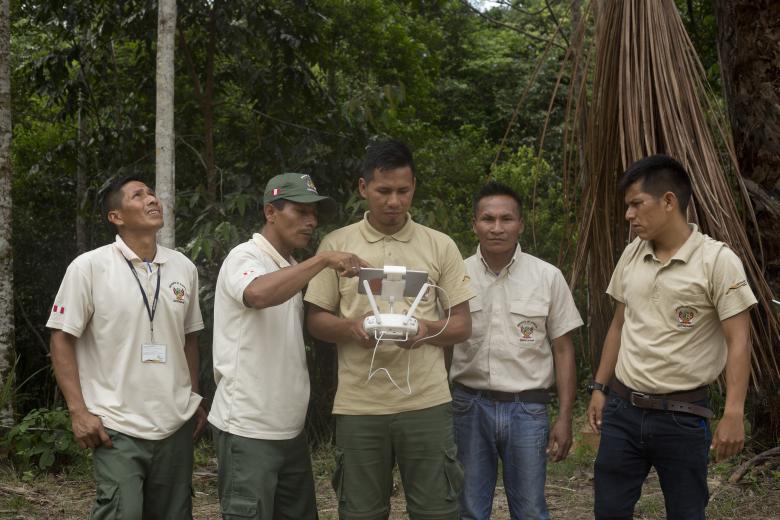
[450,181,583,520]
[208,173,366,520]
[305,139,474,520]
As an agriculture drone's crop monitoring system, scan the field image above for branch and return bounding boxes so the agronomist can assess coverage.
[462,0,566,52]
[729,446,780,483]
[544,0,570,48]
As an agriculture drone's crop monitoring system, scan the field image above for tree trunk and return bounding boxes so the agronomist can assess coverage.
[714,0,780,443]
[0,0,15,427]
[156,0,177,248]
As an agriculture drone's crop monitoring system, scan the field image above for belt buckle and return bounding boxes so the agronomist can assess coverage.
[630,391,649,406]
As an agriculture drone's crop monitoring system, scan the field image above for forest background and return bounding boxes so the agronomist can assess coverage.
[1,0,779,508]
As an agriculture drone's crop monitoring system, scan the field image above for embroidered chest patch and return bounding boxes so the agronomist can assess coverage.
[169,282,187,304]
[675,306,697,328]
[517,320,537,342]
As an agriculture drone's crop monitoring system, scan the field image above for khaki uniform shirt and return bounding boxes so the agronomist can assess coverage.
[450,245,583,392]
[608,225,757,393]
[209,234,310,440]
[46,236,204,440]
[304,213,474,415]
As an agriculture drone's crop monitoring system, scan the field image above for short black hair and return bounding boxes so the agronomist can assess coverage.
[361,139,415,182]
[473,181,523,217]
[101,175,147,232]
[618,155,692,213]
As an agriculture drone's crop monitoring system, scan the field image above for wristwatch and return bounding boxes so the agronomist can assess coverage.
[586,381,610,395]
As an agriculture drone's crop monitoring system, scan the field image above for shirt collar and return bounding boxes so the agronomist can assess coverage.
[358,211,415,243]
[641,224,702,264]
[476,243,520,276]
[113,235,170,264]
[252,233,296,268]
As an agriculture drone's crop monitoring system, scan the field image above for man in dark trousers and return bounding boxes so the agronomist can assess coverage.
[587,155,756,520]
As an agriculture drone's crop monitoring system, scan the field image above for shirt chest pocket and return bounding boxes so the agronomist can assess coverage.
[662,286,712,331]
[509,300,548,346]
[468,295,486,341]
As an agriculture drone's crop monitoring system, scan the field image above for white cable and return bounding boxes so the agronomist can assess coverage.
[366,284,452,395]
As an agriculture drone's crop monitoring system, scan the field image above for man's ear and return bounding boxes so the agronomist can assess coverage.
[517,217,525,235]
[263,203,274,223]
[358,178,368,199]
[663,191,677,212]
[107,209,123,229]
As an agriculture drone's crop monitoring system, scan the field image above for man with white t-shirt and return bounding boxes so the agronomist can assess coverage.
[48,176,207,519]
[208,173,366,520]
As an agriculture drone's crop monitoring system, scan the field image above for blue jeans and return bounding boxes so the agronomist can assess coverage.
[452,386,550,520]
[594,394,712,520]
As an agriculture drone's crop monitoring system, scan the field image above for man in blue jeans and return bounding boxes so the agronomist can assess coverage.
[587,155,756,519]
[450,181,583,519]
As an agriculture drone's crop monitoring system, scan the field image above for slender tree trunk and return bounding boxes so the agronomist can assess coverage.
[156,0,177,248]
[0,0,15,426]
[714,0,780,442]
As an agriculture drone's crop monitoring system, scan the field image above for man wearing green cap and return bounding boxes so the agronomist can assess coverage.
[209,173,366,519]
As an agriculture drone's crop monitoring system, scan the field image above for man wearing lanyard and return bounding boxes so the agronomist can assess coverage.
[48,176,206,520]
[208,173,366,519]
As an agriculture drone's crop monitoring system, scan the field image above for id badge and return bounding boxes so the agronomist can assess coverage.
[142,343,167,364]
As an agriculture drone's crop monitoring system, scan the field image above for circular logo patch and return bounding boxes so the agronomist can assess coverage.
[676,306,696,328]
[517,320,536,342]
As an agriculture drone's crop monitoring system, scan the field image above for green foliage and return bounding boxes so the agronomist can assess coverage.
[3,408,86,476]
[490,146,576,268]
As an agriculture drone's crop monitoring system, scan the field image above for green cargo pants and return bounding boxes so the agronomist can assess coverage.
[213,428,318,520]
[91,418,195,520]
[332,403,464,520]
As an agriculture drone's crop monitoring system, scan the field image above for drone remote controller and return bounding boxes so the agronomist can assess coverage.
[360,267,429,343]
[363,314,419,340]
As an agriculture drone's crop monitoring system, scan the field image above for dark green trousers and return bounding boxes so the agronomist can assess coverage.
[333,403,464,520]
[91,419,195,520]
[213,428,318,520]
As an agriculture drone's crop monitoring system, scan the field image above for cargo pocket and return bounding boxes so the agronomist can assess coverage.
[443,446,464,502]
[220,494,258,519]
[91,483,120,520]
[331,448,345,503]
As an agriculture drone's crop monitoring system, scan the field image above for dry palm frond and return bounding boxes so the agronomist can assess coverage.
[561,0,780,387]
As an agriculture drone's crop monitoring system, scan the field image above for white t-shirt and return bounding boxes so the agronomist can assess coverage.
[46,236,204,440]
[208,233,310,440]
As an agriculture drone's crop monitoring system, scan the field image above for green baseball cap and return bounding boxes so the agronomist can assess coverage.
[263,172,337,215]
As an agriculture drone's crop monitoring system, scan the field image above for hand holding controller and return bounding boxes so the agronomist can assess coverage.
[363,314,419,340]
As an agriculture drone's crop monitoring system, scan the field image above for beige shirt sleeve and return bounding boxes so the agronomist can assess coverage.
[223,248,271,306]
[184,261,205,334]
[710,246,758,320]
[46,259,94,338]
[304,235,341,313]
[606,242,635,303]
[546,269,584,339]
[434,239,474,310]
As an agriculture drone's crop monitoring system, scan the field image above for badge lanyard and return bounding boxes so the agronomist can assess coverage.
[126,259,161,342]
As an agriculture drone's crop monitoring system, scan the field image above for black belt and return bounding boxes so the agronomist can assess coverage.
[609,378,713,419]
[454,383,550,404]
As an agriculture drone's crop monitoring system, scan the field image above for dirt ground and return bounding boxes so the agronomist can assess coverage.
[1,439,778,520]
